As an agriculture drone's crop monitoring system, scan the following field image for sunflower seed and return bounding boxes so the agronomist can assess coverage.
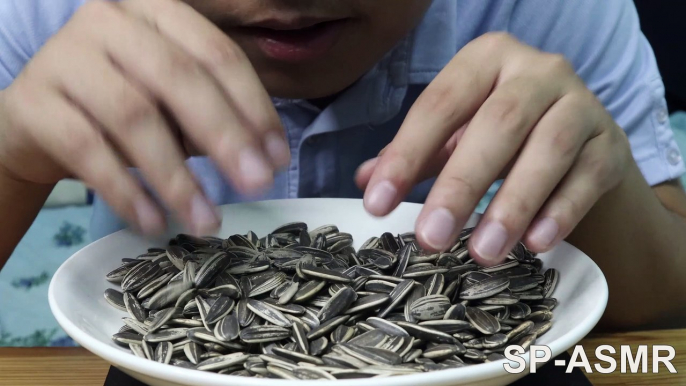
[144,328,188,342]
[155,341,173,364]
[104,289,127,312]
[293,367,337,380]
[418,320,471,334]
[331,325,356,344]
[338,344,402,366]
[460,276,509,300]
[542,269,559,298]
[410,295,451,321]
[310,337,329,356]
[214,312,240,342]
[292,320,309,354]
[193,252,231,289]
[509,302,532,319]
[425,273,445,296]
[196,352,249,371]
[318,286,357,322]
[293,280,326,303]
[239,325,290,344]
[307,315,350,340]
[366,317,409,338]
[184,342,203,364]
[204,296,235,325]
[345,294,389,314]
[422,343,466,359]
[465,307,500,335]
[106,223,560,378]
[482,333,508,349]
[395,322,456,344]
[246,299,292,327]
[378,279,415,318]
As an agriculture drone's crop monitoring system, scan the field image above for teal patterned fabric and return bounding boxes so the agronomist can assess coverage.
[0,112,684,347]
[0,206,92,347]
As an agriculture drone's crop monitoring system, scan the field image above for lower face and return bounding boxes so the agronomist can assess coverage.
[182,0,433,99]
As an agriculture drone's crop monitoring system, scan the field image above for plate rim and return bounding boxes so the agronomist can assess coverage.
[48,198,608,385]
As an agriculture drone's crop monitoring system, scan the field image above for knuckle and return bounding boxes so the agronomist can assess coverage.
[476,32,516,52]
[198,37,246,70]
[440,173,480,202]
[586,152,618,186]
[161,164,196,205]
[114,90,159,133]
[554,193,584,224]
[378,148,416,188]
[549,128,579,160]
[487,96,527,136]
[542,53,574,76]
[62,130,102,165]
[153,49,199,82]
[492,192,535,230]
[77,0,118,23]
[414,86,459,119]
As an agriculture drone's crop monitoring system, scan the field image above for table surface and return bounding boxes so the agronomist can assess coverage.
[0,329,684,386]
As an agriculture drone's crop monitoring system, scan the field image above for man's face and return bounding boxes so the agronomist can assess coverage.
[183,0,433,99]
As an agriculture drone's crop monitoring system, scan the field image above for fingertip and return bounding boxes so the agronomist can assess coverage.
[363,180,397,217]
[134,197,167,236]
[416,207,458,252]
[237,146,275,193]
[355,157,379,190]
[468,220,509,266]
[264,131,291,170]
[524,217,560,252]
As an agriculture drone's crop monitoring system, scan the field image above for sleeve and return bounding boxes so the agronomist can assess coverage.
[0,0,86,90]
[507,0,685,186]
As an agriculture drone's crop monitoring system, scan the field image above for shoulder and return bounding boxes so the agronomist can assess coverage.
[409,0,636,81]
[0,0,87,88]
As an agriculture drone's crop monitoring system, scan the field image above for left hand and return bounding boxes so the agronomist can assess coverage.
[355,32,634,266]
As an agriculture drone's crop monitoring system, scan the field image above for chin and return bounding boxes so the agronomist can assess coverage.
[259,70,359,100]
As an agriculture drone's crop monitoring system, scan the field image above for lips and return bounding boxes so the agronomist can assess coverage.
[237,19,349,63]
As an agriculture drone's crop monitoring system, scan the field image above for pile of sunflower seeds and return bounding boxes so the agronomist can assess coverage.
[104,223,558,379]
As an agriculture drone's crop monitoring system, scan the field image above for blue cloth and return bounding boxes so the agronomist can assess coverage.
[0,206,91,346]
[0,0,683,240]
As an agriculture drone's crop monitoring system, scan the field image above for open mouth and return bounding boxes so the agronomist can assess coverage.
[239,19,349,63]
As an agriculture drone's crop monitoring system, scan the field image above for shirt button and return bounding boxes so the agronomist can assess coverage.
[306,136,320,145]
[657,108,668,124]
[667,148,682,166]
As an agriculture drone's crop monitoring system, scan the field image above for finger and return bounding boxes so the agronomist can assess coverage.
[51,47,220,235]
[523,128,626,252]
[355,128,466,191]
[362,39,509,217]
[466,93,597,265]
[74,1,274,194]
[30,91,166,235]
[415,76,565,252]
[121,0,290,168]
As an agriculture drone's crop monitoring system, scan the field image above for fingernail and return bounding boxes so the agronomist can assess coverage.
[419,208,456,250]
[529,217,559,249]
[471,221,508,262]
[134,198,165,235]
[239,146,274,191]
[364,180,397,216]
[190,194,220,235]
[264,132,290,169]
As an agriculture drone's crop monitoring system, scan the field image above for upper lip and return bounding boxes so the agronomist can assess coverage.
[242,17,346,31]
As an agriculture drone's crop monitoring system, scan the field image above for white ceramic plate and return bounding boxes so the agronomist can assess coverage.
[49,198,607,386]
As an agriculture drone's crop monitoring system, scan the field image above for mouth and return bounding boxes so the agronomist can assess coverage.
[236,18,350,63]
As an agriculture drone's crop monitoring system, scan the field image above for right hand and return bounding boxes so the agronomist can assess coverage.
[0,0,289,235]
